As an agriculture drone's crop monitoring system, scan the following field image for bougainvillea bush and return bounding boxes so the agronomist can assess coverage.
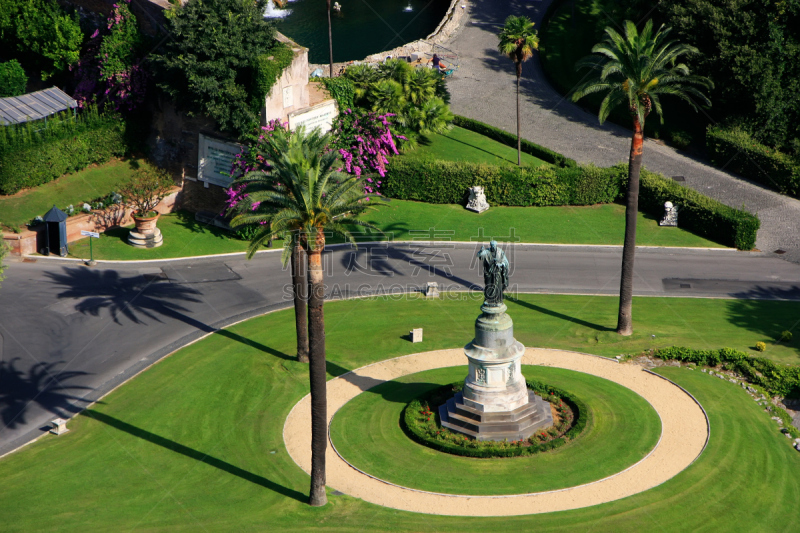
[71,0,147,111]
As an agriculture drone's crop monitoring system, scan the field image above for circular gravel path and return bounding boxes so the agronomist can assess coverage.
[283,348,709,516]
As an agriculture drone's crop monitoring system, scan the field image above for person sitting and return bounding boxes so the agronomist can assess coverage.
[428,53,447,72]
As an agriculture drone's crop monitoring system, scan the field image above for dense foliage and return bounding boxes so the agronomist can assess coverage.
[0,0,83,80]
[342,59,453,141]
[653,346,800,398]
[707,126,800,198]
[0,107,131,194]
[153,0,289,135]
[320,76,355,111]
[648,0,800,151]
[402,380,587,458]
[383,158,759,249]
[72,1,148,111]
[0,59,27,97]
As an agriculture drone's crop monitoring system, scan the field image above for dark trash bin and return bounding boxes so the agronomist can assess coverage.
[43,205,68,257]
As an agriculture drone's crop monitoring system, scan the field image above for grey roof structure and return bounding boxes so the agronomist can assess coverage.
[0,87,78,125]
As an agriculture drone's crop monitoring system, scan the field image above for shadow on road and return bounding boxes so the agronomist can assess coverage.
[83,409,307,502]
[0,358,93,430]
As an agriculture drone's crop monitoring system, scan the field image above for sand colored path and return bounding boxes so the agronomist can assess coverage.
[283,349,709,516]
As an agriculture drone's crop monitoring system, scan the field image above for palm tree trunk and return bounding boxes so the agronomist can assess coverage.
[516,62,522,166]
[327,0,333,78]
[291,242,309,363]
[306,234,328,506]
[617,116,644,336]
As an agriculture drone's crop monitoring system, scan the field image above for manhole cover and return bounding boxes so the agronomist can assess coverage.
[672,175,686,182]
[680,283,692,289]
[774,249,787,255]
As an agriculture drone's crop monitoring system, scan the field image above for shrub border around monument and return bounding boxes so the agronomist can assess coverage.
[383,158,759,250]
[401,379,589,458]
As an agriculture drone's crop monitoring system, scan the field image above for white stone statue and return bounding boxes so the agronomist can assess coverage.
[659,201,678,226]
[466,186,489,213]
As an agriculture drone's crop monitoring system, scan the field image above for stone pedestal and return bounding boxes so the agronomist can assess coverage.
[128,228,164,248]
[439,303,552,441]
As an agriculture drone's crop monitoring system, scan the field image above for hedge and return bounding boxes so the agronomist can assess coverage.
[653,346,800,398]
[383,158,760,250]
[707,126,800,198]
[0,106,131,195]
[452,115,577,168]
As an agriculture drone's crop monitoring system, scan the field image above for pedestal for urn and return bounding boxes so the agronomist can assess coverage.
[439,302,553,441]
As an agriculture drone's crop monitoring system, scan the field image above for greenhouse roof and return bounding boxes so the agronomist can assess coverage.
[0,87,78,125]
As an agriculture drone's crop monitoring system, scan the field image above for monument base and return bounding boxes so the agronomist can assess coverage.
[439,391,554,442]
[128,228,163,248]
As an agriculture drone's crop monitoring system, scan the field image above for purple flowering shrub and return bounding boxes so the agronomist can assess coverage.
[330,109,404,194]
[71,1,147,111]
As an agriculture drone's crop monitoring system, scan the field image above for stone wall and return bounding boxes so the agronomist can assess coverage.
[264,34,311,124]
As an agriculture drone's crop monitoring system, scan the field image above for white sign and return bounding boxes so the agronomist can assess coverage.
[81,230,100,238]
[288,100,338,134]
[198,134,244,188]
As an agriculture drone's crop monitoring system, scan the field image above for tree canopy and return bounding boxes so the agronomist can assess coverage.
[153,0,289,135]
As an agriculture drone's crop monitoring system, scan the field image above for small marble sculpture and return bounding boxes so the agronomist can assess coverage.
[659,201,678,226]
[466,186,490,213]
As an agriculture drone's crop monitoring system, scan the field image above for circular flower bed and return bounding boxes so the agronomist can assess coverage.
[402,379,588,458]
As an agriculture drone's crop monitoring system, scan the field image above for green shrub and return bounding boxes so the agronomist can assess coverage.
[707,126,800,198]
[654,346,800,397]
[755,341,767,352]
[0,59,26,96]
[779,331,793,343]
[669,129,692,150]
[637,166,760,250]
[383,158,622,207]
[320,76,355,111]
[0,106,131,194]
[249,43,295,115]
[452,115,577,168]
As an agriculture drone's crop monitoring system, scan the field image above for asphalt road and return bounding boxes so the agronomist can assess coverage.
[2,243,800,456]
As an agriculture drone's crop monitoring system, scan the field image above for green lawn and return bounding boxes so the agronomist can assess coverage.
[66,200,724,260]
[0,295,797,531]
[0,158,150,231]
[330,365,661,495]
[403,126,546,166]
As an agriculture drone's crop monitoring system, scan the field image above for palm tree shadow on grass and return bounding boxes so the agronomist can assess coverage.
[505,295,614,332]
[83,410,306,502]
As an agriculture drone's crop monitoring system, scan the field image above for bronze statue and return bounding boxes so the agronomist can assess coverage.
[477,240,509,306]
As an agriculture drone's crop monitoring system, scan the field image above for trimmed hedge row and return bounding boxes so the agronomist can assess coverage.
[654,346,800,397]
[0,107,130,195]
[707,126,800,198]
[401,380,586,458]
[383,158,760,249]
[452,115,577,168]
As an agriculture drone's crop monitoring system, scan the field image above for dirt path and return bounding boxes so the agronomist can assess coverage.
[283,348,708,516]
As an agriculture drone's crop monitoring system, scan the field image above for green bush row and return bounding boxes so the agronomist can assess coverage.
[653,346,800,397]
[384,158,623,206]
[452,115,577,168]
[383,157,760,249]
[0,107,131,195]
[706,126,800,198]
[401,380,587,459]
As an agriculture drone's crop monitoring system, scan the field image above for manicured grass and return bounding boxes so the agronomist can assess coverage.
[67,211,256,260]
[0,158,149,231]
[366,199,725,247]
[68,199,724,260]
[0,295,797,531]
[403,126,546,166]
[330,365,661,495]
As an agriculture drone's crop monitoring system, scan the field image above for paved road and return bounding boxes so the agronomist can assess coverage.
[3,244,800,456]
[445,0,800,262]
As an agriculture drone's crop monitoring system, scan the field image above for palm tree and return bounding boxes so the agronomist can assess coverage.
[572,20,712,335]
[231,126,383,506]
[327,0,333,78]
[498,15,539,166]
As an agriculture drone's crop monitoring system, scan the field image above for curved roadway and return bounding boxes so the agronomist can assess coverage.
[2,243,800,456]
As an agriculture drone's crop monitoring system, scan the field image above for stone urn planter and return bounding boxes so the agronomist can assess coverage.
[132,212,160,235]
[119,168,174,249]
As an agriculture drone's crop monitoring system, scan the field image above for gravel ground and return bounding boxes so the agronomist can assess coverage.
[283,348,708,516]
[443,0,800,263]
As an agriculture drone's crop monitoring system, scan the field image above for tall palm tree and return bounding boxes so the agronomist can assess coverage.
[232,127,382,506]
[498,15,539,166]
[572,20,712,335]
[327,0,333,78]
